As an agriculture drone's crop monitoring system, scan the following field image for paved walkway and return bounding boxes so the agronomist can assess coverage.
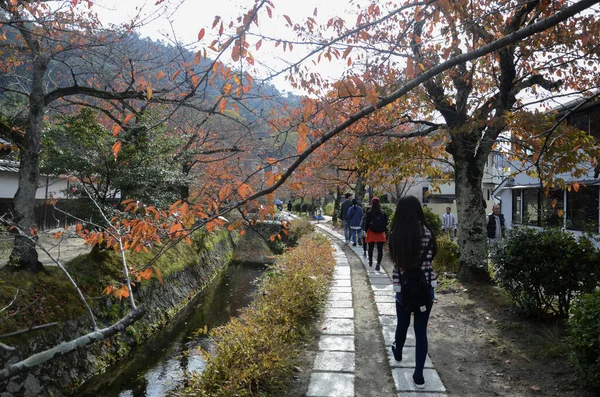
[307,222,447,397]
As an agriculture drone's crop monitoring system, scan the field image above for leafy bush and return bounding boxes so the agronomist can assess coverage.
[433,236,460,273]
[493,227,599,317]
[182,234,335,396]
[323,201,335,217]
[381,203,395,224]
[292,201,314,213]
[422,206,442,236]
[286,218,315,247]
[568,289,600,387]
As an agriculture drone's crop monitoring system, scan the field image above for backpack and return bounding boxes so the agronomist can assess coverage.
[400,240,433,313]
[369,211,388,233]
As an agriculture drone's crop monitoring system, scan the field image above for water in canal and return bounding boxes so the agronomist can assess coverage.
[78,261,266,397]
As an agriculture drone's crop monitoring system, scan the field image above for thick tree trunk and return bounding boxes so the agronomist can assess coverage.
[454,157,490,282]
[8,61,46,272]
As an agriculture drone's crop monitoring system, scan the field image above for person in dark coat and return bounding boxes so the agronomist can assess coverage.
[346,198,364,246]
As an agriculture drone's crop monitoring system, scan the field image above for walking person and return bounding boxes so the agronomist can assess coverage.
[339,193,353,244]
[442,206,457,240]
[360,204,370,257]
[346,198,364,246]
[389,195,438,389]
[364,197,388,270]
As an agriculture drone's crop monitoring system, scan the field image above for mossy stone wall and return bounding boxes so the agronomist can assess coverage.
[0,230,238,397]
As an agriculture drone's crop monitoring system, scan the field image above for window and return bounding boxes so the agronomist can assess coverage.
[523,189,540,226]
[541,189,564,227]
[512,190,522,224]
[567,186,599,231]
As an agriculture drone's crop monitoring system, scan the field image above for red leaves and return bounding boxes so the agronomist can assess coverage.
[112,141,122,160]
[198,28,205,41]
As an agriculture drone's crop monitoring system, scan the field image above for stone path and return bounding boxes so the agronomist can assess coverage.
[308,222,447,397]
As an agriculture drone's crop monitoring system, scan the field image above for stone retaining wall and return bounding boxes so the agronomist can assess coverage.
[0,231,239,397]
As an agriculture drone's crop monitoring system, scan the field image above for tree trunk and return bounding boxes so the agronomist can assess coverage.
[332,186,341,223]
[355,174,366,204]
[8,61,46,272]
[454,156,489,282]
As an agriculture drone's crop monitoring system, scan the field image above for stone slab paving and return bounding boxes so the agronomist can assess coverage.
[307,241,356,396]
[324,307,354,319]
[310,224,447,396]
[319,335,355,352]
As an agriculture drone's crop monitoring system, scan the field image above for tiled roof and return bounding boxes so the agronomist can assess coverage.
[0,159,19,173]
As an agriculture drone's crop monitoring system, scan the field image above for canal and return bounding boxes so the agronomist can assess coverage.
[78,261,267,397]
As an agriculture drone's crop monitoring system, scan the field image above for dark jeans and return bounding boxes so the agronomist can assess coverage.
[394,289,434,380]
[368,241,384,264]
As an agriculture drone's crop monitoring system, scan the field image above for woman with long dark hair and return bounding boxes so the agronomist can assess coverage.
[389,195,438,389]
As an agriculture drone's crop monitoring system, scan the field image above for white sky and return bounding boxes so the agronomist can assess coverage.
[95,0,361,93]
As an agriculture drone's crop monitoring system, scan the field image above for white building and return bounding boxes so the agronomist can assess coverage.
[493,97,600,237]
[0,159,72,230]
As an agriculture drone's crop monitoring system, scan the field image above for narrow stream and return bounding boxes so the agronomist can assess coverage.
[78,261,266,397]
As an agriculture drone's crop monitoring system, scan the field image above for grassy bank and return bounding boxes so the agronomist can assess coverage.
[179,233,336,396]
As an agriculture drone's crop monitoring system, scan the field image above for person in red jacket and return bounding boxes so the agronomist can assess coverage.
[364,197,387,271]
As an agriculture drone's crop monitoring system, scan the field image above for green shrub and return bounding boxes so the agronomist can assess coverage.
[381,203,395,225]
[323,201,335,217]
[568,289,600,387]
[493,227,599,317]
[286,218,315,247]
[292,201,314,213]
[433,236,459,273]
[422,206,442,236]
[182,234,335,396]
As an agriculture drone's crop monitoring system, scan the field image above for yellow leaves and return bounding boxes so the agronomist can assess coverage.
[146,85,153,100]
[198,28,205,41]
[290,182,303,191]
[223,83,233,95]
[112,141,122,160]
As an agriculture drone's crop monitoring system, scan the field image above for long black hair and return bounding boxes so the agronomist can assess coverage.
[389,195,437,271]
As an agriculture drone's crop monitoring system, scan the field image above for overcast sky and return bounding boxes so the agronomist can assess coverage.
[95,0,359,93]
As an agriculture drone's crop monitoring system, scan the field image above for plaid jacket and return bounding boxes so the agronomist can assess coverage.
[392,226,437,292]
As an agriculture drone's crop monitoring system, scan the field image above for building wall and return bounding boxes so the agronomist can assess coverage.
[0,172,70,200]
